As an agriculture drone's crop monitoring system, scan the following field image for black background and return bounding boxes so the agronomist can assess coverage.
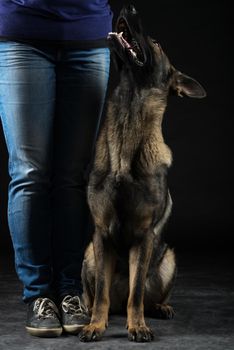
[0,0,233,258]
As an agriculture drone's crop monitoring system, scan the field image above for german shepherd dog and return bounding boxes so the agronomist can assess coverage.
[80,4,206,343]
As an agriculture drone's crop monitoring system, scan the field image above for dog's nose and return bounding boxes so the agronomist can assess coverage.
[127,4,137,15]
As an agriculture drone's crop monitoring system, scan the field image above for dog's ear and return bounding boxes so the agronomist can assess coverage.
[171,70,206,98]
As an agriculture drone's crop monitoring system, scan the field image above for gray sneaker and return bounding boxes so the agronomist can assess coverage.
[26,297,63,337]
[60,295,90,334]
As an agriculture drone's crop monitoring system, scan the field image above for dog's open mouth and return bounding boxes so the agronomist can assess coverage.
[107,17,145,67]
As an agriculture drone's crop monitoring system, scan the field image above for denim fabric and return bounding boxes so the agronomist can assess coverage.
[0,42,110,303]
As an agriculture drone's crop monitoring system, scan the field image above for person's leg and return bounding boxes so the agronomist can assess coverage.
[51,47,110,300]
[0,42,56,303]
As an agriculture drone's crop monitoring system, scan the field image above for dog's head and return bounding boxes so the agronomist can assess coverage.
[108,4,206,98]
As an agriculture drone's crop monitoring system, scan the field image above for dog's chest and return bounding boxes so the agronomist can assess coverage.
[107,109,142,177]
[105,89,172,178]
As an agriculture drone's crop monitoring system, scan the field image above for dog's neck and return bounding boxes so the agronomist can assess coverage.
[109,71,167,125]
[105,74,172,177]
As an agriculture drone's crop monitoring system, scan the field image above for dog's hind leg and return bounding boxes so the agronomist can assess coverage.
[79,231,116,342]
[143,191,176,319]
[144,247,176,319]
[155,247,176,319]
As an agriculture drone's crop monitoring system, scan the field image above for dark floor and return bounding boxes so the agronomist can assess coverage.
[0,252,233,350]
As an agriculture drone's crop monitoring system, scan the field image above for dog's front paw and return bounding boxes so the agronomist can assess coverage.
[128,326,154,342]
[79,323,105,342]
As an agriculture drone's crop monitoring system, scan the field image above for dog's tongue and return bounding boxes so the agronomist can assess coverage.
[107,32,138,61]
[108,32,132,49]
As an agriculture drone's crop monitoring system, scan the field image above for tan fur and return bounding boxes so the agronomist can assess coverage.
[103,91,172,180]
[159,248,176,293]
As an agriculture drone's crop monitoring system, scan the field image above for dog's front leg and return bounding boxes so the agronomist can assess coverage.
[127,232,154,342]
[79,230,115,342]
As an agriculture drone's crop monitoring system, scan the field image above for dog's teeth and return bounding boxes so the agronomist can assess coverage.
[129,48,137,57]
[107,32,117,38]
[108,32,121,36]
[109,31,123,39]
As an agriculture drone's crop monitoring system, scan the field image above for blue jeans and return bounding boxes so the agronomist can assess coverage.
[0,41,110,303]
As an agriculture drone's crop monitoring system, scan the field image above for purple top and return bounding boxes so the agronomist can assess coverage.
[0,0,113,41]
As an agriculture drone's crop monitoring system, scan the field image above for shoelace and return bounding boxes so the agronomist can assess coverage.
[61,295,88,316]
[33,298,59,319]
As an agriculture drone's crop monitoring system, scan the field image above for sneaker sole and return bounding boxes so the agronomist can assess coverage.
[63,324,85,334]
[26,326,63,337]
